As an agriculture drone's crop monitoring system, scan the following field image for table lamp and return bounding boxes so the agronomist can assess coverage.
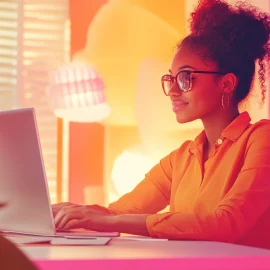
[46,63,110,203]
[46,64,110,122]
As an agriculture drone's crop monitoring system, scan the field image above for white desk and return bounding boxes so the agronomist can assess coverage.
[19,238,270,270]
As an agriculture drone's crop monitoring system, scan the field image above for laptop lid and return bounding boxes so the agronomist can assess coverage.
[0,108,55,235]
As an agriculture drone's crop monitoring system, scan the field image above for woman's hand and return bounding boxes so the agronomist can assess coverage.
[52,202,77,218]
[54,203,150,236]
[54,204,114,231]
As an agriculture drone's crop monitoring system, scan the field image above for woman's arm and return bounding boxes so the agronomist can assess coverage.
[61,123,270,243]
[133,123,270,241]
[54,149,181,230]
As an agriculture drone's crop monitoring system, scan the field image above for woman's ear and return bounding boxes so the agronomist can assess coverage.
[221,73,238,94]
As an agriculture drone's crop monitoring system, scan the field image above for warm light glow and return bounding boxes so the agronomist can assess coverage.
[54,104,110,123]
[46,63,110,122]
[111,146,155,197]
[136,58,203,160]
[73,0,186,126]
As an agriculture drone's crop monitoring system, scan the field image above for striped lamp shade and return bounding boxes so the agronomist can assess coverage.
[46,64,110,122]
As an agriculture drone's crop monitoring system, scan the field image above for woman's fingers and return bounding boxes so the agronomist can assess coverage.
[54,205,79,228]
[52,202,76,217]
[54,204,112,230]
[56,211,84,229]
[63,218,90,230]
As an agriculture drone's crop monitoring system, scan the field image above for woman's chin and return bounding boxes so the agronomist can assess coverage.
[177,118,190,124]
[175,113,196,124]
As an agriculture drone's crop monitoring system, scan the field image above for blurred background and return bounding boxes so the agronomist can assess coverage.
[1,0,269,206]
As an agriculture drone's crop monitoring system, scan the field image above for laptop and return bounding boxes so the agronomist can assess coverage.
[0,107,119,238]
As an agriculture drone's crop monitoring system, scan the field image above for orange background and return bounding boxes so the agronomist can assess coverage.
[61,0,269,205]
[67,0,108,204]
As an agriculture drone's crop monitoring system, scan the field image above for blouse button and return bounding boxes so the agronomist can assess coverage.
[217,138,223,145]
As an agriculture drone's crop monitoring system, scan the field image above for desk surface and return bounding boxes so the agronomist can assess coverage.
[21,238,270,259]
[18,238,270,270]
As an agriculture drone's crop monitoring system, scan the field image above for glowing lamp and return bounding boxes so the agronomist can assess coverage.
[46,64,110,122]
[111,146,155,198]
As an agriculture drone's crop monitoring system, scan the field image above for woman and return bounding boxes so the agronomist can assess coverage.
[53,0,270,248]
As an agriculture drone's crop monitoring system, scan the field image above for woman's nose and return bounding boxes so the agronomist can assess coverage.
[168,81,181,97]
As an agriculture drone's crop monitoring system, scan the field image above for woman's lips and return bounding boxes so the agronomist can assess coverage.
[172,100,189,112]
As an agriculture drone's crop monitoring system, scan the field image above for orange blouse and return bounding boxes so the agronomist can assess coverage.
[108,112,270,249]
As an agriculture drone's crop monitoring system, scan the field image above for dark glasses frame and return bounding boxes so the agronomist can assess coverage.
[161,70,227,95]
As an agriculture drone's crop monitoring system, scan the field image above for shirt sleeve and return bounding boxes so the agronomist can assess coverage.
[146,121,270,242]
[108,149,177,215]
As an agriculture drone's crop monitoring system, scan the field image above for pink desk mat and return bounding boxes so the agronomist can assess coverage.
[35,256,270,270]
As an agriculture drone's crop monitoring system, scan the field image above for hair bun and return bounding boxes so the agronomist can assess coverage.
[190,0,231,36]
[189,0,270,61]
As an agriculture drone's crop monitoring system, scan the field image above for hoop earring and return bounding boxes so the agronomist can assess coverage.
[221,92,230,109]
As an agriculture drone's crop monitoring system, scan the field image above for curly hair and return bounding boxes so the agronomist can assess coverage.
[178,0,270,105]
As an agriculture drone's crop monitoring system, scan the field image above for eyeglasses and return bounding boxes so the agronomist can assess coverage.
[161,70,226,95]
